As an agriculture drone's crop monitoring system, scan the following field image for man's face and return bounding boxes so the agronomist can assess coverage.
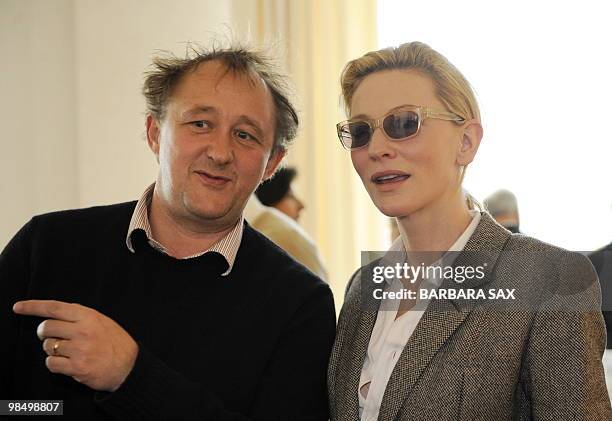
[147,60,284,230]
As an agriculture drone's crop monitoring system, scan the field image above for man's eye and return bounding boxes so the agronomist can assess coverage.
[190,120,210,129]
[235,130,258,142]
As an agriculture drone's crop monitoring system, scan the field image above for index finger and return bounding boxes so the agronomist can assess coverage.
[13,300,82,322]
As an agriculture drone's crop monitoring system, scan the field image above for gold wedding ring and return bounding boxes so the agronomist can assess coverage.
[52,339,61,356]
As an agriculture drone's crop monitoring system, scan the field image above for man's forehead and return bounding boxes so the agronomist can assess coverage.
[169,61,273,113]
[191,60,270,95]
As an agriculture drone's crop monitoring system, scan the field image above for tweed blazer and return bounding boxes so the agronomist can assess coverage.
[328,212,612,420]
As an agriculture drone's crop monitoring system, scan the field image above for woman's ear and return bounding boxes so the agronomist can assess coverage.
[456,120,483,166]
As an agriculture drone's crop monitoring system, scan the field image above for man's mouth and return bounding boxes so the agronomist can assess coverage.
[195,171,231,186]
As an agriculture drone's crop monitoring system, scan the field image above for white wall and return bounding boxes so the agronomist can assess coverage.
[378,0,612,252]
[1,0,233,247]
[73,0,232,207]
[0,0,78,246]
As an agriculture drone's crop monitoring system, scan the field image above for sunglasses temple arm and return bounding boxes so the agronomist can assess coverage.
[425,109,465,122]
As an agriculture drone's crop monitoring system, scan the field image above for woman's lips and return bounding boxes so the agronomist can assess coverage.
[373,174,411,184]
[371,171,411,185]
[369,171,411,192]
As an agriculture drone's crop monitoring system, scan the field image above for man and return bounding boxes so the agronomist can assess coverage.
[0,46,336,420]
[484,189,521,233]
[244,194,328,280]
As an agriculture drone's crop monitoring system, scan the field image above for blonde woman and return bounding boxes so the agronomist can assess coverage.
[328,42,611,420]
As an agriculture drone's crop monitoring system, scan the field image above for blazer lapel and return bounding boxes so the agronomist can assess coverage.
[377,212,511,421]
[341,306,377,421]
[333,242,408,421]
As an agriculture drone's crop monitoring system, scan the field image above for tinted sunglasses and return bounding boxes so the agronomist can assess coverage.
[336,105,465,150]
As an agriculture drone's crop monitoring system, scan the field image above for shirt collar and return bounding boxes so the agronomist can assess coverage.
[126,183,244,276]
[381,210,482,286]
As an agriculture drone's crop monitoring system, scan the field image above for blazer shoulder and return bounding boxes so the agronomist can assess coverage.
[505,233,593,266]
[342,257,385,305]
[504,233,597,296]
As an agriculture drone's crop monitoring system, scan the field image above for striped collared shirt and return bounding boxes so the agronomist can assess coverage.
[125,183,243,276]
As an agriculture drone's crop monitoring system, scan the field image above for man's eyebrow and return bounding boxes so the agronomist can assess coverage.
[181,106,218,119]
[235,115,264,139]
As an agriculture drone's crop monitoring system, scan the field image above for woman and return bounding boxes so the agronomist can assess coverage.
[328,42,611,420]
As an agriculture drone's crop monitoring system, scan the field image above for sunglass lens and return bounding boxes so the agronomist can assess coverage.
[383,111,419,139]
[341,122,371,149]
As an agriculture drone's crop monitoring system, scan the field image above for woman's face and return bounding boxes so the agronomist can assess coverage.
[350,70,466,218]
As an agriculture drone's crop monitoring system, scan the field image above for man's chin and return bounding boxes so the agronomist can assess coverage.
[183,201,237,226]
[191,208,233,221]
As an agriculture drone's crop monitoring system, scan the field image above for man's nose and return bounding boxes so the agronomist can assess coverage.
[206,132,234,165]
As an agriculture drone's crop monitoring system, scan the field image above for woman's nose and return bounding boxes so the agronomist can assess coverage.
[367,127,396,160]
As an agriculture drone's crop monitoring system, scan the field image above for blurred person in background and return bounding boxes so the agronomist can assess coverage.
[252,165,327,279]
[328,41,611,420]
[589,242,612,349]
[244,193,328,280]
[256,166,304,221]
[484,189,521,233]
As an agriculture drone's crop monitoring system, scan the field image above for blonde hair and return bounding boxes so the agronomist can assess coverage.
[340,41,479,122]
[340,41,482,210]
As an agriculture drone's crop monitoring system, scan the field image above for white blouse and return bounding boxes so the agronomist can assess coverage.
[358,211,481,421]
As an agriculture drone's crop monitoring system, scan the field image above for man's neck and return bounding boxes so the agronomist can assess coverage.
[148,191,237,259]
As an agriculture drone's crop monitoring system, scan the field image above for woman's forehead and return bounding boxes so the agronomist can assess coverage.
[350,70,442,118]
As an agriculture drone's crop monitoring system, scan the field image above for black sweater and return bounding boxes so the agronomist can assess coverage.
[0,202,336,420]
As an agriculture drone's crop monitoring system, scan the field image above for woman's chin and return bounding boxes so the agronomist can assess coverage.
[374,201,413,218]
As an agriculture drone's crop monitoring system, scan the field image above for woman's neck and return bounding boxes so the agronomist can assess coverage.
[397,192,474,254]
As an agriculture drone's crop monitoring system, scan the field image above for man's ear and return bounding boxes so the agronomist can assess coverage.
[146,115,161,160]
[456,120,483,166]
[262,149,286,181]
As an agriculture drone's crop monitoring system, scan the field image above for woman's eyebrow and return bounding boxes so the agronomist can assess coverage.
[351,105,417,120]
